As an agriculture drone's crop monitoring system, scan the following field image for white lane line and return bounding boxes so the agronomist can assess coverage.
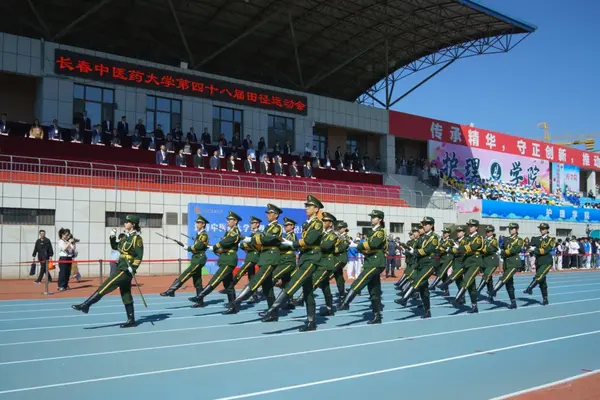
[1,282,599,322]
[1,296,599,347]
[212,330,600,400]
[1,272,597,308]
[0,309,598,367]
[488,369,600,399]
[1,315,599,395]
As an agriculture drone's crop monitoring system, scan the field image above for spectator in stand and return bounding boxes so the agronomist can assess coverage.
[260,155,269,174]
[182,138,191,154]
[273,156,283,175]
[49,119,60,140]
[154,124,165,140]
[29,119,43,139]
[231,132,242,156]
[80,111,92,132]
[217,141,226,158]
[32,230,54,284]
[304,160,312,178]
[0,113,9,134]
[92,124,102,145]
[111,129,121,147]
[244,154,254,173]
[407,156,415,175]
[336,158,345,171]
[156,144,168,165]
[243,135,253,150]
[172,124,183,143]
[102,119,112,138]
[227,154,237,172]
[273,140,281,156]
[335,146,342,166]
[305,142,311,157]
[134,119,146,137]
[194,148,204,168]
[217,133,227,147]
[131,130,141,148]
[147,132,157,150]
[71,123,81,143]
[117,116,128,140]
[289,160,298,177]
[165,133,175,152]
[187,127,197,143]
[176,149,186,167]
[210,151,219,170]
[258,137,267,158]
[284,140,292,155]
[201,127,211,144]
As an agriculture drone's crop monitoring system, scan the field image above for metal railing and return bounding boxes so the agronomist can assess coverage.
[0,155,405,207]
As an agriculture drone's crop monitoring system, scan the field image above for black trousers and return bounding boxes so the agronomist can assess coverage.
[58,257,73,289]
[35,261,53,283]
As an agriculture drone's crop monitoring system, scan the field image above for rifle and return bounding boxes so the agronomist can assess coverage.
[155,232,184,247]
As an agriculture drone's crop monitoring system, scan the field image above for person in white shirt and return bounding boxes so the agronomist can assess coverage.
[57,228,77,291]
[553,240,563,270]
[568,237,580,269]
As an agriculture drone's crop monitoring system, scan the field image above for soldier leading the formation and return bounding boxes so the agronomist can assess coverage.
[523,223,554,305]
[72,215,143,328]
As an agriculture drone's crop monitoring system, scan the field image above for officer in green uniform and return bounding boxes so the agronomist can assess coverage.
[477,225,500,298]
[394,227,420,292]
[452,219,483,313]
[261,195,324,332]
[189,211,241,308]
[160,215,209,304]
[395,217,438,318]
[232,216,262,304]
[339,210,387,325]
[439,226,467,306]
[332,220,350,302]
[490,222,523,309]
[523,223,554,305]
[272,217,298,310]
[72,215,143,328]
[224,204,282,314]
[429,227,454,296]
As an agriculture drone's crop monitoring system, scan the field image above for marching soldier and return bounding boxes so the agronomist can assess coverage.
[439,226,467,306]
[272,217,298,310]
[72,215,143,328]
[451,219,483,313]
[395,217,438,318]
[523,223,554,305]
[429,227,453,296]
[394,227,420,293]
[232,216,262,304]
[332,220,350,302]
[490,222,523,309]
[223,204,282,314]
[160,215,209,305]
[477,226,500,299]
[339,210,387,325]
[189,211,242,308]
[261,195,324,332]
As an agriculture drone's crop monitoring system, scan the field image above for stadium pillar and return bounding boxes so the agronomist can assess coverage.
[380,134,395,173]
[586,170,596,197]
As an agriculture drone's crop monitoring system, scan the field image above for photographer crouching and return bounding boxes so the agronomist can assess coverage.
[57,228,79,291]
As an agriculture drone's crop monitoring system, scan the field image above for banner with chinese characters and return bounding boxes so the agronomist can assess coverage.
[54,49,308,116]
[187,203,306,273]
[428,140,551,192]
[551,163,580,194]
[480,200,600,223]
[390,111,600,171]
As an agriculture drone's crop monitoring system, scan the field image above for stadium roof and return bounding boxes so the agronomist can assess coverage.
[2,0,536,102]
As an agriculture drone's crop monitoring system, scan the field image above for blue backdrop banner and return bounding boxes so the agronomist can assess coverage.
[481,200,600,223]
[187,203,307,273]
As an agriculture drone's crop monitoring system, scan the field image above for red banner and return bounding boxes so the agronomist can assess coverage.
[389,111,600,171]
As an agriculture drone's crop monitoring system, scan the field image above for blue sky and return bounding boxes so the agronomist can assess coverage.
[383,0,598,146]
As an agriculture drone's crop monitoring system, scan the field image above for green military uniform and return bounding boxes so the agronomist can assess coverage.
[523,223,555,305]
[396,217,438,318]
[440,226,467,293]
[72,214,143,328]
[233,216,261,287]
[477,226,500,297]
[273,217,298,289]
[191,211,241,307]
[332,221,350,299]
[491,222,523,309]
[261,195,324,332]
[340,210,387,325]
[394,227,420,293]
[453,219,484,312]
[161,215,209,303]
[224,205,283,314]
[429,228,454,294]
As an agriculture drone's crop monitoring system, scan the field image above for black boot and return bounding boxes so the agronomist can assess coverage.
[394,276,406,289]
[468,304,478,314]
[223,290,243,315]
[490,280,504,297]
[438,278,452,291]
[160,278,182,297]
[508,299,517,309]
[188,287,202,302]
[368,300,382,324]
[292,293,305,307]
[428,276,442,291]
[120,303,136,328]
[453,288,466,308]
[299,315,316,332]
[421,311,432,319]
[542,297,549,305]
[523,279,538,295]
[72,291,103,314]
[261,291,290,322]
[394,286,415,306]
[339,288,357,310]
[189,285,212,303]
[476,279,487,295]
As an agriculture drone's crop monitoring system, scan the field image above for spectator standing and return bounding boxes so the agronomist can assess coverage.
[386,235,397,278]
[568,236,580,269]
[583,238,592,268]
[346,235,360,280]
[57,228,76,291]
[32,230,54,284]
[210,151,219,170]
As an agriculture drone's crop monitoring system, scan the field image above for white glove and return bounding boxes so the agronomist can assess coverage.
[242,237,252,244]
[128,266,134,274]
[453,244,459,249]
[210,245,217,252]
[111,228,117,237]
[281,239,293,247]
[407,248,415,255]
[348,242,358,248]
[528,246,536,251]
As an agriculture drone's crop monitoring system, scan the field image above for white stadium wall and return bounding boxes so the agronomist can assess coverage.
[0,182,457,280]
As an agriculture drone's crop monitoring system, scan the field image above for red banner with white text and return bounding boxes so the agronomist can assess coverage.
[389,111,600,171]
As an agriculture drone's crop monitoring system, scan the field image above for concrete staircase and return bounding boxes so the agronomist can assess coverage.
[386,174,456,209]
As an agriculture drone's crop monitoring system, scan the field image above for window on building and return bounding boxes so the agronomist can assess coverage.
[268,115,294,148]
[105,212,163,228]
[212,106,242,144]
[313,126,327,158]
[556,228,571,238]
[390,222,403,234]
[146,96,181,134]
[182,213,188,225]
[73,84,114,127]
[166,212,178,225]
[0,208,55,225]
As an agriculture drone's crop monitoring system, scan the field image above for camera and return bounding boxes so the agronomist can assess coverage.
[66,231,80,243]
